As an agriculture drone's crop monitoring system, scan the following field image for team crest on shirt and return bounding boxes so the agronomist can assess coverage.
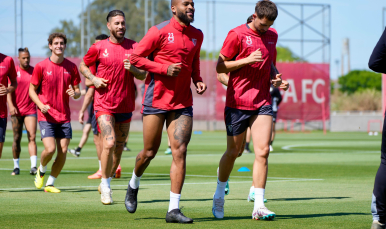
[168,33,174,43]
[246,36,252,46]
[17,71,21,78]
[192,38,197,46]
[103,49,109,57]
[47,71,52,75]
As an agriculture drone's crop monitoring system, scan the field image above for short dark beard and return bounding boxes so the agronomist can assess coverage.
[176,9,194,25]
[111,29,125,42]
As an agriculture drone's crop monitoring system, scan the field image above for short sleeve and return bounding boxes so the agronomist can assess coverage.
[220,30,240,59]
[7,58,17,82]
[71,64,81,86]
[83,44,99,67]
[30,64,43,86]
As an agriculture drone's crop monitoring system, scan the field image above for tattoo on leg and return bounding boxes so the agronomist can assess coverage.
[173,114,193,144]
[136,155,141,164]
[118,123,130,137]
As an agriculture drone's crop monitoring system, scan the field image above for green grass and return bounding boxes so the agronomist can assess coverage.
[0,130,381,228]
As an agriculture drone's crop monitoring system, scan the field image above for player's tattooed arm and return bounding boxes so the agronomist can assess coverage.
[217,73,229,87]
[123,59,147,80]
[79,61,108,88]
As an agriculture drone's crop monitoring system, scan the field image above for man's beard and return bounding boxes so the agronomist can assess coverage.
[177,9,194,25]
[111,29,125,40]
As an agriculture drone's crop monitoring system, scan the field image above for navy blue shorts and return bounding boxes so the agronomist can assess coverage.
[142,105,193,117]
[224,105,273,136]
[0,118,6,142]
[86,101,94,124]
[91,115,98,135]
[39,121,72,139]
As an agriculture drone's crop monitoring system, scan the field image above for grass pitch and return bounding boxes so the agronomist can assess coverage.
[0,130,381,228]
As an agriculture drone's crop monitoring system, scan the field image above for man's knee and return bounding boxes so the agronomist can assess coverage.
[103,139,116,150]
[255,145,270,159]
[226,145,243,159]
[143,149,157,160]
[45,145,56,154]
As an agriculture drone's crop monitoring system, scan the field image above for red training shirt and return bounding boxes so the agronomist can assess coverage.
[130,17,203,110]
[10,65,36,116]
[0,53,17,118]
[31,58,81,123]
[220,24,278,110]
[83,38,137,114]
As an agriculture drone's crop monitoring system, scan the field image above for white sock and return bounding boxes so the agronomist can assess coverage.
[249,186,254,194]
[98,160,101,171]
[254,188,265,210]
[40,163,47,173]
[101,178,109,188]
[30,156,37,168]
[46,175,56,186]
[13,158,20,169]
[129,170,141,189]
[168,191,181,212]
[214,179,227,199]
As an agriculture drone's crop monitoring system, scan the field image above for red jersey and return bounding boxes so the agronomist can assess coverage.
[10,65,36,116]
[83,38,137,114]
[220,24,278,110]
[31,58,81,123]
[130,17,203,110]
[0,53,17,118]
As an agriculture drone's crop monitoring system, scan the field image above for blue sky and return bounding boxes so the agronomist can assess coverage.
[0,0,384,79]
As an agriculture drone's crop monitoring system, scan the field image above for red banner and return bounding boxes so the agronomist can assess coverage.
[215,62,330,121]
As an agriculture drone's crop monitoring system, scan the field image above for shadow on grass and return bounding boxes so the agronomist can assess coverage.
[269,197,350,201]
[139,198,215,204]
[278,212,368,219]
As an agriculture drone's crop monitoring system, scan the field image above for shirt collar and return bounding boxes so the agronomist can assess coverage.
[170,17,189,32]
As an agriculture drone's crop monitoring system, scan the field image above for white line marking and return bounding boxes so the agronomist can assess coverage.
[0,179,323,191]
[0,168,321,181]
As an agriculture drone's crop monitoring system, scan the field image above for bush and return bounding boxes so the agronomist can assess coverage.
[331,88,382,111]
[338,70,381,94]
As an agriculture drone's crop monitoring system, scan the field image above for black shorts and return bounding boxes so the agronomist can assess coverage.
[273,112,277,123]
[86,101,94,124]
[0,117,6,142]
[141,105,193,117]
[39,121,72,139]
[91,115,98,135]
[224,105,273,136]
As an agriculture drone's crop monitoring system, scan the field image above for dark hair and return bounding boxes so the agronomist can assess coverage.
[255,0,278,21]
[106,10,125,22]
[48,33,67,45]
[247,15,254,23]
[18,47,30,53]
[95,34,109,40]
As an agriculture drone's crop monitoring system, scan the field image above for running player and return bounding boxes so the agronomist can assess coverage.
[212,0,289,220]
[369,27,386,229]
[0,53,18,159]
[125,0,206,223]
[30,33,81,193]
[7,47,38,175]
[80,10,146,204]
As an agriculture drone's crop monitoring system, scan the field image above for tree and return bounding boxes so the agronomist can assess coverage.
[338,70,381,94]
[46,0,170,57]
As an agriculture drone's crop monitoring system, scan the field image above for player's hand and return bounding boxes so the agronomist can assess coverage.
[0,84,8,96]
[92,77,108,88]
[9,106,18,116]
[271,74,282,88]
[167,63,182,77]
[123,59,132,72]
[280,79,290,91]
[246,48,264,64]
[79,111,84,124]
[39,104,50,114]
[195,81,207,95]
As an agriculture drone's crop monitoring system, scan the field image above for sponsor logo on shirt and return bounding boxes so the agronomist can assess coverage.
[42,129,45,136]
[246,36,253,46]
[47,71,52,75]
[268,42,275,45]
[192,38,197,46]
[0,66,5,68]
[168,33,174,43]
[103,49,109,57]
[64,71,70,74]
[17,71,21,78]
[125,54,131,58]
